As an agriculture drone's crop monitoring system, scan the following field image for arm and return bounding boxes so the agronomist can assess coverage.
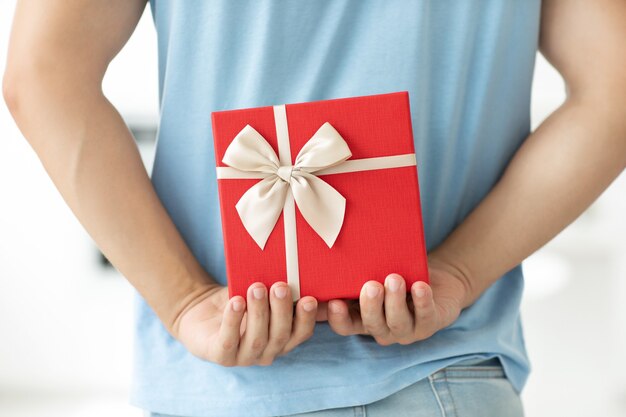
[324,0,626,344]
[2,0,214,335]
[430,0,626,307]
[3,0,319,366]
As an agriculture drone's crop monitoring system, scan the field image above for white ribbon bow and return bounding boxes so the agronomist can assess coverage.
[222,122,352,250]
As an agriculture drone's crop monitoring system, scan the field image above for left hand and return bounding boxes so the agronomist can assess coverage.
[316,259,471,346]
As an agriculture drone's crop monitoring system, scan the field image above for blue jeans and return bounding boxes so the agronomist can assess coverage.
[148,357,524,417]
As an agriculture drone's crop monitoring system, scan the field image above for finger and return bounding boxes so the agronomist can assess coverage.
[280,296,317,354]
[237,283,270,365]
[257,282,293,365]
[327,299,364,336]
[212,295,246,366]
[383,274,414,343]
[359,281,392,343]
[410,281,438,340]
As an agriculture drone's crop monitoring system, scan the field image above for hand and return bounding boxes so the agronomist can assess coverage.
[173,282,319,366]
[321,259,470,346]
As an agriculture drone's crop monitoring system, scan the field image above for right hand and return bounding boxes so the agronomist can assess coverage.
[174,282,319,366]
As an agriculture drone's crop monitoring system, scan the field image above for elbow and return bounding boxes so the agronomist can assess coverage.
[2,62,39,119]
[565,75,626,153]
[3,62,60,150]
[3,57,105,153]
[3,58,104,119]
[2,69,21,115]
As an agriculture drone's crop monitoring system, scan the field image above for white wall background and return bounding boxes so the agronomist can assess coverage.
[0,2,624,416]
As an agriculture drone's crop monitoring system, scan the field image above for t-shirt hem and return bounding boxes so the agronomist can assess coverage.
[130,354,526,417]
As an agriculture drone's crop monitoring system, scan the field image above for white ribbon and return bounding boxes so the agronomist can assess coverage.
[221,120,350,250]
[216,104,417,301]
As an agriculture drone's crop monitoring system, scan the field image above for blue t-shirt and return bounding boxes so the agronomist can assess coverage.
[131,1,541,416]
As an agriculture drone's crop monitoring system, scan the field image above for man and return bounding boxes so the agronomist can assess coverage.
[3,0,625,416]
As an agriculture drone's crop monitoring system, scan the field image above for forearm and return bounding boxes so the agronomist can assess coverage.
[4,73,218,334]
[429,94,626,308]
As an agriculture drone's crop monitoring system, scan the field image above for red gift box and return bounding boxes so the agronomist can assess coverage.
[211,91,429,302]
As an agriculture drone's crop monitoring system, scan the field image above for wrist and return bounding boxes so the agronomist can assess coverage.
[167,280,223,339]
[427,251,476,309]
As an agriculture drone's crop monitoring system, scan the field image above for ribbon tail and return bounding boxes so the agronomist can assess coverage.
[290,172,346,248]
[235,176,289,249]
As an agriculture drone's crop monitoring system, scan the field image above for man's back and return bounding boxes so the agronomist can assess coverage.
[134,1,540,416]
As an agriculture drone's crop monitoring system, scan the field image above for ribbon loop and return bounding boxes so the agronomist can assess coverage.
[222,124,280,174]
[294,122,352,171]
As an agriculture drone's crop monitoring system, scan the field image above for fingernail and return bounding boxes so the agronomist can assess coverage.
[366,285,380,299]
[329,302,342,313]
[232,299,243,312]
[414,287,426,298]
[252,286,265,300]
[274,286,287,299]
[386,277,400,292]
[303,301,316,312]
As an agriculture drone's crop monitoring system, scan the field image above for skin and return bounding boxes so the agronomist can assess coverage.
[3,0,626,366]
